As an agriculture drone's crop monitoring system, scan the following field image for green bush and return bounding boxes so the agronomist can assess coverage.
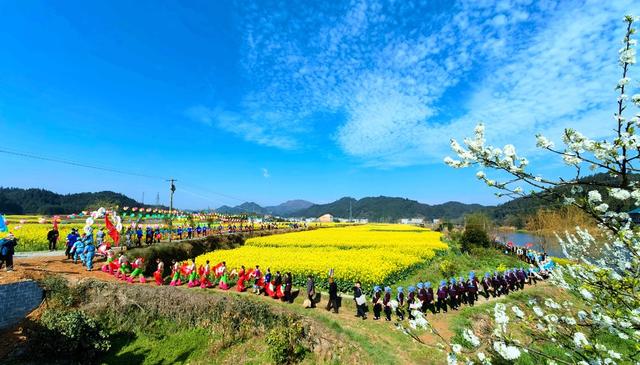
[32,308,111,361]
[460,225,491,252]
[40,275,75,307]
[439,259,458,278]
[266,319,309,364]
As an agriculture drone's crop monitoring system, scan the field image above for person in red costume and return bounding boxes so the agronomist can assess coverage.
[154,258,164,285]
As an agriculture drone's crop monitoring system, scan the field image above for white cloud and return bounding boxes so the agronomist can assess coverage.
[193,0,640,167]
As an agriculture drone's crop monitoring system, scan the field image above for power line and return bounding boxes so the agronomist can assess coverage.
[0,148,166,180]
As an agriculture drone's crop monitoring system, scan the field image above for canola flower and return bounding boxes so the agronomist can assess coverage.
[0,223,84,251]
[196,224,446,291]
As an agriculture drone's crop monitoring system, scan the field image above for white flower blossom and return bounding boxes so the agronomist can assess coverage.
[463,329,480,347]
[618,77,631,87]
[588,190,602,203]
[620,48,636,64]
[632,94,640,106]
[447,353,458,365]
[533,306,544,317]
[595,203,609,213]
[476,171,485,179]
[610,188,631,200]
[452,343,463,354]
[493,341,521,360]
[511,306,525,319]
[573,332,589,348]
[494,303,509,332]
[536,134,554,148]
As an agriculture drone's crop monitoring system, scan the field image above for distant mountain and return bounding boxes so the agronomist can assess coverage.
[0,187,152,215]
[295,196,488,221]
[265,200,314,216]
[216,202,267,215]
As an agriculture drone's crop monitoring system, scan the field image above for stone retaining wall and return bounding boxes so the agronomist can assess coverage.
[0,280,43,330]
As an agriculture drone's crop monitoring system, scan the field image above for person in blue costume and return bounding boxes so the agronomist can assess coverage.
[72,233,87,265]
[84,235,96,271]
[177,226,183,240]
[65,228,79,259]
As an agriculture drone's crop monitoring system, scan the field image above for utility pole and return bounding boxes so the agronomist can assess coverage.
[167,179,177,242]
[142,192,145,205]
[156,192,160,206]
[349,200,353,222]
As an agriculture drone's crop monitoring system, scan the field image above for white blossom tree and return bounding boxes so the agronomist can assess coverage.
[444,15,640,364]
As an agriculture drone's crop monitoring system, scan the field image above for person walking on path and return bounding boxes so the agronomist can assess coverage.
[0,233,18,271]
[47,228,59,251]
[65,228,79,259]
[306,275,316,308]
[353,281,367,320]
[325,276,339,313]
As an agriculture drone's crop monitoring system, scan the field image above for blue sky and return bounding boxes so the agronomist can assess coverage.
[0,0,638,209]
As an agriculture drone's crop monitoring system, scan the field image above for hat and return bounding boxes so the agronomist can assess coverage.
[373,285,381,292]
[425,281,431,288]
[408,286,415,293]
[469,271,475,278]
[397,286,404,293]
[450,278,457,284]
[416,283,424,289]
[384,286,391,293]
[440,280,446,286]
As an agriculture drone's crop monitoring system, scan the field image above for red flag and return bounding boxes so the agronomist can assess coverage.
[105,213,120,246]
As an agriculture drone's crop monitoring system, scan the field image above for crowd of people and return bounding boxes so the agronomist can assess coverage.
[4,226,559,325]
[61,243,556,324]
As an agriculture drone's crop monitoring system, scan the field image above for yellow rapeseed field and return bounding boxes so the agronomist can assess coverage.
[196,224,447,291]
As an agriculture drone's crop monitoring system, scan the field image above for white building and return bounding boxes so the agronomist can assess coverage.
[400,218,424,225]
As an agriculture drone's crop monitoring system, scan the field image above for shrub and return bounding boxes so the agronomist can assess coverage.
[460,225,491,252]
[266,319,309,364]
[40,275,74,307]
[32,308,111,361]
[439,259,458,278]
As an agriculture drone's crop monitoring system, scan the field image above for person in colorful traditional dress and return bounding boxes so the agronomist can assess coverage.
[448,278,459,310]
[117,254,132,280]
[154,258,165,285]
[353,281,367,320]
[170,260,183,286]
[187,226,193,239]
[71,233,86,265]
[383,286,392,321]
[372,286,382,320]
[196,225,202,237]
[128,257,147,283]
[177,226,183,240]
[395,287,405,320]
[135,227,143,247]
[263,268,272,295]
[187,259,199,287]
[101,249,117,274]
[436,280,448,313]
[273,271,283,299]
[199,260,212,288]
[236,265,247,292]
[407,286,417,320]
[218,269,230,290]
[305,275,315,307]
[83,237,96,271]
[252,265,262,294]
